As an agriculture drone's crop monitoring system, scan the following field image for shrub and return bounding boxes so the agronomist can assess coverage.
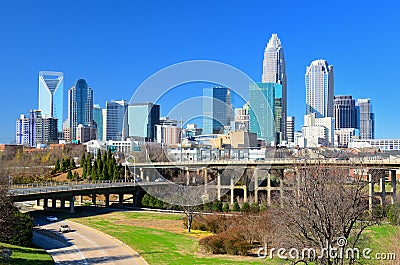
[212,200,223,212]
[222,202,230,212]
[199,232,251,255]
[388,203,400,225]
[241,202,250,212]
[232,201,240,211]
[250,202,259,213]
[259,202,267,212]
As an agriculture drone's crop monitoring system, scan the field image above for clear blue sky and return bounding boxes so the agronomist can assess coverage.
[1,0,399,143]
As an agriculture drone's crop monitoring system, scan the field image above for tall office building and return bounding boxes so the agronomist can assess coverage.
[203,87,231,134]
[67,79,94,141]
[356,98,375,139]
[106,100,129,141]
[38,71,63,132]
[262,34,287,141]
[127,103,160,141]
[305,60,334,118]
[334,95,357,129]
[286,116,295,143]
[16,110,57,147]
[93,104,103,140]
[249,83,277,143]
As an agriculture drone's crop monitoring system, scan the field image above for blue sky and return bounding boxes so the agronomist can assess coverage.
[1,0,399,143]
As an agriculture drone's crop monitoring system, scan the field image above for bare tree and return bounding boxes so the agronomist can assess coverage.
[278,163,377,265]
[0,174,16,242]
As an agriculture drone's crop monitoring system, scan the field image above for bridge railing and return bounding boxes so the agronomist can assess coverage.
[9,180,139,196]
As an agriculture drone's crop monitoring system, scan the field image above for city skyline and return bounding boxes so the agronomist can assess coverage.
[1,1,399,143]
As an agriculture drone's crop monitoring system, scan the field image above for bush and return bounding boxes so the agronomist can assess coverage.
[388,203,400,225]
[259,202,267,212]
[212,200,223,212]
[141,193,164,209]
[222,202,230,212]
[232,201,240,211]
[250,202,259,213]
[200,235,225,254]
[200,232,251,255]
[241,202,250,212]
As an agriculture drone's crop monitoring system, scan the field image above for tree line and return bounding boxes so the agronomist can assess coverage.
[81,150,123,181]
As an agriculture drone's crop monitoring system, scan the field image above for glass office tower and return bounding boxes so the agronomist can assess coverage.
[203,87,231,135]
[262,34,287,142]
[68,79,94,141]
[38,71,63,132]
[249,82,278,144]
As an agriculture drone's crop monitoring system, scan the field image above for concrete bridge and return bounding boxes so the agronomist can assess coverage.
[9,157,400,212]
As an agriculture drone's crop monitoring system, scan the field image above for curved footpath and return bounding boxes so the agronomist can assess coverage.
[33,219,148,265]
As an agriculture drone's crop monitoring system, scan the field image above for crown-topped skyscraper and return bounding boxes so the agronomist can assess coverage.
[262,34,287,142]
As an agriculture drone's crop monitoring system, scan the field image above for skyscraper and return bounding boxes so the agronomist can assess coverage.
[262,34,287,141]
[127,102,160,141]
[38,71,63,132]
[106,100,129,141]
[334,95,357,129]
[305,60,334,118]
[93,104,103,140]
[203,87,231,134]
[68,79,94,141]
[356,98,375,139]
[286,116,295,143]
[249,83,277,143]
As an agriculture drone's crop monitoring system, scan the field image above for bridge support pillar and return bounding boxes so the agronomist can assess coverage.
[230,179,234,205]
[254,168,259,203]
[267,173,271,206]
[243,186,248,203]
[203,168,208,183]
[60,199,65,209]
[105,194,110,207]
[380,175,386,206]
[369,174,374,212]
[140,168,144,180]
[80,195,83,205]
[70,197,75,213]
[43,199,48,209]
[92,194,96,206]
[280,169,284,208]
[186,167,190,186]
[52,198,57,208]
[217,173,221,200]
[391,170,397,204]
[36,199,40,207]
[119,194,124,207]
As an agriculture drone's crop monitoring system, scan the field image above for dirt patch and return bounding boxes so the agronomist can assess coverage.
[114,219,185,234]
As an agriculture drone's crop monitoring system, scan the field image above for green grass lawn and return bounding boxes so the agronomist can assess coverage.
[71,211,400,265]
[0,242,53,265]
[72,211,285,265]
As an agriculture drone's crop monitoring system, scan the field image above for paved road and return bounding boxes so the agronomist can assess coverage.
[33,217,147,265]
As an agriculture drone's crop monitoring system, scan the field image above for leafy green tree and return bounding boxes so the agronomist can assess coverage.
[73,171,79,181]
[67,169,73,180]
[9,211,34,247]
[388,203,400,225]
[54,159,60,173]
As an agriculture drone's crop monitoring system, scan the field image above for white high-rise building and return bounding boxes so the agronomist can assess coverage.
[302,113,334,147]
[38,71,63,132]
[305,60,334,118]
[262,34,287,141]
